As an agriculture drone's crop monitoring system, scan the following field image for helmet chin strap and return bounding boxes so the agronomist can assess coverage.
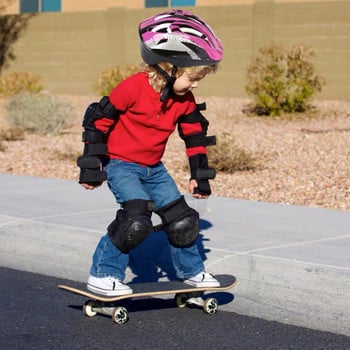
[153,64,178,103]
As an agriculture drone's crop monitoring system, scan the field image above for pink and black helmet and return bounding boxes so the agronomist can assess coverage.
[139,9,223,67]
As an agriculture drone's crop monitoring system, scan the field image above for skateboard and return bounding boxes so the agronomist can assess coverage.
[58,274,236,324]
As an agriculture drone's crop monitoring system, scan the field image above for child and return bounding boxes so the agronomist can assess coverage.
[78,9,224,296]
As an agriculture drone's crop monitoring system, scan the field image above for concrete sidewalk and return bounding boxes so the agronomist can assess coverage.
[0,173,349,336]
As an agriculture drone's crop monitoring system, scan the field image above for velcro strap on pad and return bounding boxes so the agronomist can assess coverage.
[196,168,216,180]
[156,196,189,225]
[85,143,107,156]
[183,133,205,148]
[79,168,107,183]
[82,130,106,143]
[77,156,100,169]
[99,96,120,120]
[123,199,155,215]
[178,110,201,124]
[184,134,217,148]
[178,103,207,124]
[197,102,206,111]
[205,135,216,146]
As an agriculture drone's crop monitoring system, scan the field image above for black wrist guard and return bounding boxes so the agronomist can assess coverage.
[77,141,107,187]
[189,154,216,196]
[77,155,107,186]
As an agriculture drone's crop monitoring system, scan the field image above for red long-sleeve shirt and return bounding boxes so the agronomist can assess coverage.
[94,72,206,166]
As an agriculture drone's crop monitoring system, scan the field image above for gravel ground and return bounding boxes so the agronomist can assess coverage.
[1,96,349,212]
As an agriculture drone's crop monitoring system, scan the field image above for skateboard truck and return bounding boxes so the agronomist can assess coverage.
[83,301,129,324]
[175,292,219,314]
[83,292,219,324]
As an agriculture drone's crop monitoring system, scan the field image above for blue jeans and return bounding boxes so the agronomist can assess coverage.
[90,159,204,280]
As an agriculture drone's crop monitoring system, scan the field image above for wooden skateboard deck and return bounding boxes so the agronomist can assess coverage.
[58,274,237,324]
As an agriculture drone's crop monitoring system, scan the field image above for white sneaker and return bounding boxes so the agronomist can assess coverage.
[183,272,220,288]
[87,275,133,296]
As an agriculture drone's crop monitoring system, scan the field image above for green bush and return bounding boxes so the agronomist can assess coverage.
[95,64,140,96]
[0,72,43,96]
[6,92,75,135]
[246,43,325,116]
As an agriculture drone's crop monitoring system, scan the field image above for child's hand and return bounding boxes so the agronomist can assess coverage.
[188,179,208,199]
[81,183,99,190]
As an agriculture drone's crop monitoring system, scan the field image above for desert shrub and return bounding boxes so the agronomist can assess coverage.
[95,64,140,96]
[0,126,25,141]
[246,43,325,116]
[0,71,43,96]
[6,92,75,134]
[0,126,25,152]
[50,148,81,161]
[207,132,260,173]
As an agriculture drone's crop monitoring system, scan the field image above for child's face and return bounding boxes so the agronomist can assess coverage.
[173,72,205,96]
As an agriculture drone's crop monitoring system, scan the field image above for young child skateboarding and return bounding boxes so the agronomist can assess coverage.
[78,9,224,296]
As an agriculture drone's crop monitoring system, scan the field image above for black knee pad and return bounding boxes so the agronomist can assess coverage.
[156,196,199,248]
[108,199,154,253]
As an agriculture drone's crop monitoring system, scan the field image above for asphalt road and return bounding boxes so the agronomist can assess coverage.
[1,267,349,350]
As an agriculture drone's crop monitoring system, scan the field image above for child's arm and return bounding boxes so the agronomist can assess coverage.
[77,96,119,188]
[177,103,216,198]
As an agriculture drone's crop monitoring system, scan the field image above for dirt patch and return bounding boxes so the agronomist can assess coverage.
[1,96,349,212]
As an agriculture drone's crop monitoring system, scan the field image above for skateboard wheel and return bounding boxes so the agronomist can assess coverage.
[203,298,218,314]
[83,300,97,317]
[175,293,188,308]
[112,306,129,324]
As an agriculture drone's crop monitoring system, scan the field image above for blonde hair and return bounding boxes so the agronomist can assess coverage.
[141,62,218,93]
